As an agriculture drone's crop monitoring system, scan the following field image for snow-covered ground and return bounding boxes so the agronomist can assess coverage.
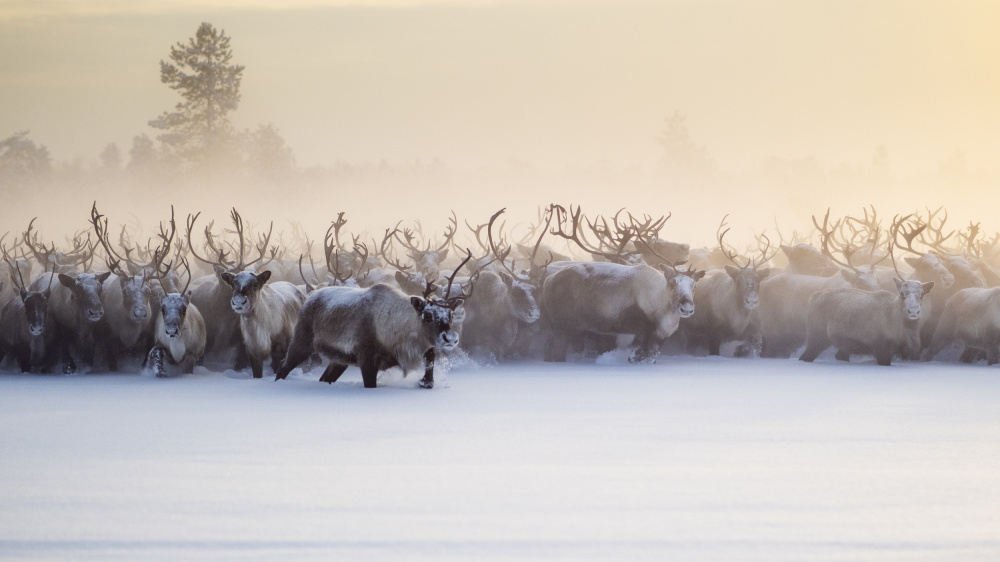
[1,355,998,561]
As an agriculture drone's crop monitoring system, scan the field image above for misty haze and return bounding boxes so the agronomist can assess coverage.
[1,2,998,561]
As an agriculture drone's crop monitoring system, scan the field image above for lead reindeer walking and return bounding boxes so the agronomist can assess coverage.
[274,252,473,388]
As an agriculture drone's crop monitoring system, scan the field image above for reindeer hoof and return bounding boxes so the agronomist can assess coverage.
[418,379,434,389]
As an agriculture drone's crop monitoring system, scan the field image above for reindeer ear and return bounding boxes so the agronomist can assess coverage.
[410,296,426,313]
[659,264,678,279]
[183,289,193,303]
[893,277,904,291]
[724,265,740,279]
[903,256,919,268]
[840,269,856,283]
[438,248,449,261]
[219,271,235,286]
[922,281,934,295]
[692,269,706,281]
[499,271,514,289]
[256,270,272,285]
[780,244,793,256]
[19,287,28,301]
[394,271,408,285]
[96,271,112,284]
[756,268,771,280]
[58,274,76,288]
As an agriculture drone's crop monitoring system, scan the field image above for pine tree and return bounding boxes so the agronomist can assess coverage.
[149,22,245,170]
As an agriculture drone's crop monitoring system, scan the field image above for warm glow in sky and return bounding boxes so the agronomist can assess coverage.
[2,0,999,174]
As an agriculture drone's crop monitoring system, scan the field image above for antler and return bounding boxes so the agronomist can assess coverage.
[916,206,956,255]
[889,213,927,257]
[550,204,635,264]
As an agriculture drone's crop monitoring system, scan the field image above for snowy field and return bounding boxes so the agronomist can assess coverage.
[1,354,999,561]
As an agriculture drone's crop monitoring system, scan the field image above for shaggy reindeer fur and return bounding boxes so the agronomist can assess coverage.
[30,271,112,372]
[275,283,460,389]
[682,265,770,357]
[146,291,206,376]
[0,285,57,373]
[760,269,879,358]
[98,273,154,371]
[799,279,933,366]
[220,270,306,379]
[922,287,1000,364]
[541,262,702,363]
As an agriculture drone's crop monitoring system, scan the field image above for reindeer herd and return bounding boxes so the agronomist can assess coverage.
[0,203,998,387]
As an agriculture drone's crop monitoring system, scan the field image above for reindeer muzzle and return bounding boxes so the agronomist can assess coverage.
[438,330,459,351]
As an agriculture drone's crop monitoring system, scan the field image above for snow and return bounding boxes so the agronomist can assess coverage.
[1,356,999,561]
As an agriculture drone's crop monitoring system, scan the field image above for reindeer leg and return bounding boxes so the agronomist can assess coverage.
[419,348,435,389]
[146,346,166,378]
[274,332,314,381]
[874,347,893,366]
[958,348,982,363]
[986,347,1000,366]
[16,349,31,373]
[835,349,851,362]
[250,356,264,379]
[360,359,378,389]
[319,363,348,384]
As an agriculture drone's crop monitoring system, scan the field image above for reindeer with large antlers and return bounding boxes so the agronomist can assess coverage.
[758,210,886,358]
[185,208,278,367]
[90,203,177,371]
[455,209,545,360]
[800,217,933,366]
[681,215,774,357]
[197,209,306,379]
[541,216,705,363]
[275,252,473,388]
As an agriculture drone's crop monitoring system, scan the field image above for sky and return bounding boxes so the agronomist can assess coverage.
[3,0,1000,174]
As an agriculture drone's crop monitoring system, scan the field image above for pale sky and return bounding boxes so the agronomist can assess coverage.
[2,0,999,173]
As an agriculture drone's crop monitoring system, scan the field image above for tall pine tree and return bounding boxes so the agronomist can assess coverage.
[149,22,245,171]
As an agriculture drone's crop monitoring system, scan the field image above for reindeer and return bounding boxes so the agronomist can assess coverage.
[799,230,933,365]
[885,212,962,351]
[146,259,206,376]
[456,210,546,360]
[274,260,469,388]
[29,267,111,372]
[218,260,305,379]
[800,279,933,366]
[759,211,886,357]
[920,285,1000,364]
[90,204,177,370]
[0,253,58,373]
[681,216,773,357]
[395,212,457,283]
[185,209,276,368]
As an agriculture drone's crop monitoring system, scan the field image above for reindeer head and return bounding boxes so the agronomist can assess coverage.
[159,291,193,338]
[664,266,705,318]
[20,288,51,336]
[59,272,112,322]
[894,278,933,321]
[220,270,272,315]
[411,297,460,351]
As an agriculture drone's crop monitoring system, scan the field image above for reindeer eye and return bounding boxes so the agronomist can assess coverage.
[422,311,433,322]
